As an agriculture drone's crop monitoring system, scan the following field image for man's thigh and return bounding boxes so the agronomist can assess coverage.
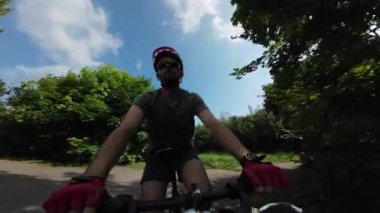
[140,153,174,185]
[180,158,211,192]
[141,180,167,201]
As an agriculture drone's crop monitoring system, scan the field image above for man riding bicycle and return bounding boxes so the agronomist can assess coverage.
[43,46,288,213]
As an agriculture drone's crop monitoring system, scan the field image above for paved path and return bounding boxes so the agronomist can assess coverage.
[0,159,299,212]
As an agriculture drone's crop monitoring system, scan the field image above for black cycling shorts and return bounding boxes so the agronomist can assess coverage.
[140,150,199,185]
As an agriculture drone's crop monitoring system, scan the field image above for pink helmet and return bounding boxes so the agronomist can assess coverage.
[152,46,183,72]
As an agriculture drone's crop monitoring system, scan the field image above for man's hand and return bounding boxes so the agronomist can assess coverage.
[43,177,108,213]
[242,161,288,192]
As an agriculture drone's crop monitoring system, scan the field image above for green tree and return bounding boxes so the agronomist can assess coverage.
[230,1,380,211]
[231,0,380,145]
[0,79,7,116]
[226,108,293,152]
[1,65,152,161]
[0,79,6,126]
[0,79,5,96]
[193,107,295,153]
[0,0,11,33]
[193,124,213,152]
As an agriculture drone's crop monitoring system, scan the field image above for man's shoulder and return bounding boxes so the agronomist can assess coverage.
[140,89,160,97]
[133,89,159,106]
[179,88,201,97]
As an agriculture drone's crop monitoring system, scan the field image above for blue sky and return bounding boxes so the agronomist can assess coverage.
[0,0,272,118]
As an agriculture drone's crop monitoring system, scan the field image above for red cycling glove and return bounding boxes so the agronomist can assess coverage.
[242,161,289,190]
[43,177,108,213]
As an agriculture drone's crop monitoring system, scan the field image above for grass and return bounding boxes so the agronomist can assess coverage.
[260,151,300,163]
[199,151,299,171]
[129,151,299,171]
[2,151,298,171]
[199,152,240,171]
[128,161,146,169]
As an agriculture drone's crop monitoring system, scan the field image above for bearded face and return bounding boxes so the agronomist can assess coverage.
[156,56,183,89]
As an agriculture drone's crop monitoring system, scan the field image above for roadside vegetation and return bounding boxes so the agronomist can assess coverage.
[198,152,299,171]
[128,152,299,171]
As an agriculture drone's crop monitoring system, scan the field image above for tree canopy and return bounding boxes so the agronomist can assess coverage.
[230,1,380,211]
[231,0,380,145]
[0,65,152,162]
[0,0,11,33]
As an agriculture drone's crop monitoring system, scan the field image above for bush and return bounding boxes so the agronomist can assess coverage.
[67,137,98,163]
[193,125,213,152]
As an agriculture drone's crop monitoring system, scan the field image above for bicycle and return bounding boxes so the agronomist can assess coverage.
[98,177,303,213]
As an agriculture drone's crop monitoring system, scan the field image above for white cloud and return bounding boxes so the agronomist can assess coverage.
[2,0,123,85]
[164,0,218,34]
[4,0,123,85]
[163,0,243,42]
[0,65,71,86]
[212,16,244,42]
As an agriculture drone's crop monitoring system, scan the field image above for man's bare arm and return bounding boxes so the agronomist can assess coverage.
[197,109,250,160]
[83,105,144,179]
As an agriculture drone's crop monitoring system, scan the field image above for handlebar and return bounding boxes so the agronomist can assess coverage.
[98,183,241,212]
[98,181,304,213]
[259,202,303,213]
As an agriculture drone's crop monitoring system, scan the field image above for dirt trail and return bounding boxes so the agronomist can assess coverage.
[0,159,300,212]
[0,159,299,182]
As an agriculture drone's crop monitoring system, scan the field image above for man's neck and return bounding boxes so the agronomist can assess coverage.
[160,87,180,96]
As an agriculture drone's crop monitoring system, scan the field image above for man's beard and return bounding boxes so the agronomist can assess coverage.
[161,78,181,89]
[160,70,181,89]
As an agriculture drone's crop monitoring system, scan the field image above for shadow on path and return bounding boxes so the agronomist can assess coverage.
[0,170,241,212]
[0,171,141,213]
[0,165,304,212]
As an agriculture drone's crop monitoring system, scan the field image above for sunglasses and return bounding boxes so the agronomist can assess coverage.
[157,61,181,71]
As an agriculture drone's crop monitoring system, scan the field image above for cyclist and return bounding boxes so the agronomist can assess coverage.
[43,46,288,213]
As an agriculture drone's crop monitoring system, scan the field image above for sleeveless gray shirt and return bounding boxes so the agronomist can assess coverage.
[132,88,208,151]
